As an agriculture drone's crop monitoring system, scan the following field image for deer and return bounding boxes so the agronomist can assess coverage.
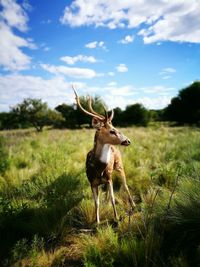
[73,87,136,224]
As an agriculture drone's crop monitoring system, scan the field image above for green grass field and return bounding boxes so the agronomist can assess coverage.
[0,126,200,266]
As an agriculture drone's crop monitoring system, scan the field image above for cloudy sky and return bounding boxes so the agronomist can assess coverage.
[0,0,200,111]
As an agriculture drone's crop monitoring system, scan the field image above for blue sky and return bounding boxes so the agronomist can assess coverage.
[0,0,200,111]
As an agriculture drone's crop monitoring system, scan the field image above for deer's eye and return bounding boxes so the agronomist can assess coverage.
[110,130,116,135]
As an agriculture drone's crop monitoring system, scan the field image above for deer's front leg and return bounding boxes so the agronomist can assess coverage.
[117,167,136,209]
[123,181,136,209]
[91,186,100,224]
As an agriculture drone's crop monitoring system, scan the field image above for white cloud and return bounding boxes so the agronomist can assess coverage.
[61,0,200,44]
[41,43,50,52]
[142,85,175,94]
[104,95,132,110]
[0,74,77,111]
[41,64,98,79]
[0,22,35,71]
[106,85,136,96]
[162,76,171,80]
[159,67,177,79]
[119,35,134,44]
[103,84,174,109]
[43,46,50,52]
[104,95,171,110]
[133,96,171,110]
[98,41,106,49]
[60,55,97,65]
[161,68,176,74]
[0,74,175,111]
[85,41,106,50]
[107,81,117,87]
[0,0,35,71]
[108,72,115,77]
[85,41,97,49]
[140,4,200,44]
[88,83,171,109]
[116,64,128,73]
[1,0,28,31]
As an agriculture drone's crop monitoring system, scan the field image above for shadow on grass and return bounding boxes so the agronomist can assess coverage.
[0,172,83,262]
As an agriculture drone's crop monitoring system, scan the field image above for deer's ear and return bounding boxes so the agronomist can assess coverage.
[92,117,104,129]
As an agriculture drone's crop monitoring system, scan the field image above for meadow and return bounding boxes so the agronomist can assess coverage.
[0,126,200,266]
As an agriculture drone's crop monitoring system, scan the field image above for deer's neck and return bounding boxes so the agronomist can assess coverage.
[93,134,111,164]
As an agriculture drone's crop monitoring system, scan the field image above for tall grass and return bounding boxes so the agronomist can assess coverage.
[0,126,200,266]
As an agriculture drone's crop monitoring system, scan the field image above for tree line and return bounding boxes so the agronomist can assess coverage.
[0,82,200,131]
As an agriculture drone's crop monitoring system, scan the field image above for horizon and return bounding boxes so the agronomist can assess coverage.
[0,0,200,112]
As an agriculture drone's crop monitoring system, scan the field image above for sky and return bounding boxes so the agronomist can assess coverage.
[0,0,200,112]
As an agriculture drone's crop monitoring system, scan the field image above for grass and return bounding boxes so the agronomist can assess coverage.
[0,126,200,266]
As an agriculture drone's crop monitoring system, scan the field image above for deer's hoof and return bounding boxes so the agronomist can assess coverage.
[111,219,119,228]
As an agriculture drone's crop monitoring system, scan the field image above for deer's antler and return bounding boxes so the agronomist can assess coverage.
[87,96,114,122]
[108,109,114,122]
[87,96,105,120]
[72,85,104,121]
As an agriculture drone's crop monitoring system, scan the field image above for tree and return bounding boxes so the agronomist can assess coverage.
[47,109,65,128]
[0,112,19,130]
[11,98,62,132]
[75,95,107,127]
[149,109,164,122]
[122,103,150,126]
[112,107,123,126]
[56,95,107,128]
[55,104,77,128]
[164,81,200,124]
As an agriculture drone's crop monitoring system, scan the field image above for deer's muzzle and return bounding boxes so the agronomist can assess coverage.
[121,139,131,146]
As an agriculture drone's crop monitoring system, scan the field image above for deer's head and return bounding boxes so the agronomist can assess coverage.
[73,86,131,146]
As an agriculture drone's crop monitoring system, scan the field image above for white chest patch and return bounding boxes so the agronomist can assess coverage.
[100,144,111,164]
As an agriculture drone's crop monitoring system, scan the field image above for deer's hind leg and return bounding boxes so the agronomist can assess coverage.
[107,180,118,221]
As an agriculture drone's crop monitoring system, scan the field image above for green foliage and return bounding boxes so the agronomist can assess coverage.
[3,81,200,131]
[55,103,77,128]
[76,95,107,127]
[112,104,151,127]
[164,81,200,125]
[56,95,107,128]
[122,103,150,126]
[11,98,63,132]
[2,95,152,131]
[112,107,123,126]
[0,112,18,130]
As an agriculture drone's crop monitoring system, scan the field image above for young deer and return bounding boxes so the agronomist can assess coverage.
[73,87,135,224]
